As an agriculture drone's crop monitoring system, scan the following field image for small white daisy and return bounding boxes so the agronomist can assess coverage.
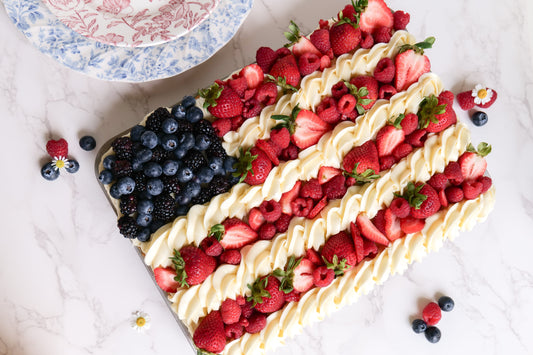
[471,84,493,105]
[131,310,151,333]
[51,156,69,170]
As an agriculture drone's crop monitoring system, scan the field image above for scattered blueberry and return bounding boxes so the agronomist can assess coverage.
[195,134,211,151]
[140,130,158,149]
[223,156,238,173]
[79,136,96,151]
[412,319,427,334]
[135,149,153,164]
[137,228,151,242]
[130,125,146,141]
[162,118,179,134]
[177,132,195,151]
[146,178,164,196]
[41,162,60,181]
[103,155,117,170]
[161,134,179,151]
[197,166,215,184]
[438,296,454,312]
[208,156,225,175]
[176,166,194,183]
[109,183,122,199]
[116,177,136,195]
[424,326,441,343]
[162,160,180,176]
[144,162,163,178]
[182,96,196,109]
[137,199,154,215]
[65,159,80,173]
[171,104,186,119]
[471,111,488,126]
[98,169,114,184]
[136,213,153,227]
[186,106,203,123]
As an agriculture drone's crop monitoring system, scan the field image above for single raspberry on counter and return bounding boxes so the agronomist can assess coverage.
[422,302,442,326]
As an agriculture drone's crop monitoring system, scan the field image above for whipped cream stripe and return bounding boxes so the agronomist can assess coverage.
[171,121,470,331]
[141,73,443,269]
[221,30,416,157]
[222,186,496,355]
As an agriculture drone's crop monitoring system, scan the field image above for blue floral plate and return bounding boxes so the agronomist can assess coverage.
[3,0,253,82]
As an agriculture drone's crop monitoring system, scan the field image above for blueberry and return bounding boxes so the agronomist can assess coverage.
[182,95,196,109]
[137,190,153,200]
[197,166,215,183]
[117,177,136,195]
[136,228,151,242]
[223,156,238,173]
[135,149,153,164]
[137,199,154,214]
[103,155,117,170]
[130,125,146,141]
[438,296,455,312]
[65,159,80,174]
[79,136,96,151]
[41,162,60,181]
[175,204,190,216]
[175,193,191,206]
[424,326,441,343]
[171,104,186,119]
[150,219,165,233]
[174,147,187,159]
[176,166,194,183]
[163,160,180,176]
[186,106,203,123]
[195,134,211,151]
[136,213,153,227]
[146,178,164,196]
[98,169,114,184]
[161,134,179,151]
[144,162,162,178]
[471,111,488,126]
[208,156,225,175]
[140,130,158,149]
[109,183,121,199]
[162,118,179,134]
[412,319,427,334]
[177,132,195,151]
[183,181,201,198]
[131,158,143,171]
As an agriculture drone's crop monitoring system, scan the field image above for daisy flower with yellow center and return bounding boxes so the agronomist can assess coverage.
[51,156,69,170]
[471,84,493,105]
[131,311,151,333]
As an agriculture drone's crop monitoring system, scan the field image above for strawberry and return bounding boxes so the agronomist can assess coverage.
[298,52,321,76]
[270,127,291,150]
[317,96,342,124]
[212,117,232,137]
[343,140,380,177]
[254,82,278,106]
[384,208,403,241]
[220,218,258,250]
[389,197,410,218]
[171,246,217,287]
[193,311,226,353]
[329,18,361,56]
[313,266,335,287]
[350,221,365,263]
[320,54,332,70]
[462,180,483,200]
[392,142,413,160]
[272,105,331,150]
[269,54,301,87]
[154,267,180,293]
[458,150,488,181]
[199,83,244,119]
[393,10,410,31]
[284,290,301,303]
[258,222,277,240]
[274,213,292,232]
[300,178,323,200]
[399,216,425,234]
[349,75,379,111]
[399,112,418,135]
[444,161,464,185]
[240,64,264,90]
[256,139,280,166]
[292,258,316,293]
[358,0,393,34]
[419,94,457,133]
[256,46,278,73]
[362,238,378,258]
[235,147,272,186]
[445,186,464,203]
[410,184,441,219]
[248,275,286,314]
[248,207,265,231]
[46,138,68,158]
[379,155,396,171]
[373,57,395,84]
[457,90,475,110]
[321,231,358,271]
[428,172,448,191]
[438,188,449,208]
[219,249,242,265]
[376,125,405,157]
[356,214,390,246]
[220,298,242,325]
[259,200,282,222]
[280,181,301,215]
[284,21,322,58]
[317,166,342,184]
[322,174,347,199]
[394,37,434,91]
[306,248,324,266]
[291,197,314,217]
[405,128,427,147]
[307,196,328,219]
[372,208,386,235]
[422,302,442,326]
[310,28,331,54]
[478,176,493,193]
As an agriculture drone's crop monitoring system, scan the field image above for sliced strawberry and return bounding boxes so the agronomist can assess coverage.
[220,218,258,249]
[306,248,324,266]
[320,54,332,71]
[359,0,394,34]
[256,139,280,165]
[458,152,487,181]
[280,181,302,215]
[376,125,405,157]
[362,238,378,258]
[356,214,390,246]
[270,127,291,150]
[293,258,316,293]
[307,196,328,219]
[317,166,342,184]
[350,222,365,263]
[399,216,425,234]
[384,208,403,241]
[239,64,264,90]
[248,207,265,231]
[394,49,431,92]
[154,267,179,293]
[372,209,386,235]
[284,21,322,58]
[291,109,331,149]
[342,140,380,175]
[438,189,449,208]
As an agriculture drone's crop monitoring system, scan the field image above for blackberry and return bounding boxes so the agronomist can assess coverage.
[146,107,172,132]
[163,176,181,194]
[150,146,172,163]
[117,216,139,239]
[132,171,147,192]
[191,188,212,205]
[208,175,231,196]
[153,193,176,222]
[207,139,228,159]
[194,119,216,137]
[111,137,133,160]
[112,160,133,178]
[183,149,207,172]
[176,119,194,134]
[120,194,137,215]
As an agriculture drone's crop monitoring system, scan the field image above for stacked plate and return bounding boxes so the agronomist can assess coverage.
[4,0,253,81]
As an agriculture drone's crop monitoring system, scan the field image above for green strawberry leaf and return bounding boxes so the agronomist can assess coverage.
[273,256,302,294]
[198,83,223,109]
[266,74,297,94]
[209,224,225,241]
[417,94,447,129]
[323,255,350,276]
[284,20,301,46]
[247,276,271,306]
[390,113,406,129]
[170,249,189,288]
[233,147,258,183]
[467,142,492,157]
[344,163,380,184]
[394,181,427,209]
[398,36,436,55]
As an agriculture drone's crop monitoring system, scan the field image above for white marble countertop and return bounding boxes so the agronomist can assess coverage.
[1,0,533,354]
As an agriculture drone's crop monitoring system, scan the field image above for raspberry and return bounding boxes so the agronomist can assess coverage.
[322,174,347,199]
[299,178,323,200]
[389,197,410,218]
[317,96,341,124]
[240,301,254,319]
[230,115,244,130]
[274,213,291,232]
[444,161,464,185]
[46,138,68,158]
[224,323,244,340]
[360,31,374,49]
[280,144,299,161]
[256,139,280,165]
[318,19,330,29]
[439,90,455,104]
[242,98,262,119]
[445,186,464,203]
[373,57,395,84]
[256,46,278,73]
[400,113,418,135]
[337,94,357,115]
[220,299,242,325]
[313,266,335,287]
[379,155,396,171]
[374,26,392,43]
[212,117,232,137]
[254,82,278,106]
[291,198,313,217]
[462,180,483,200]
[228,77,247,98]
[378,84,397,100]
[269,127,290,150]
[310,28,331,54]
[259,200,282,222]
[331,81,349,100]
[258,223,277,240]
[200,236,223,257]
[428,173,449,191]
[392,142,413,160]
[457,91,475,110]
[275,47,291,58]
[245,312,267,334]
[405,129,427,148]
[219,249,241,265]
[393,10,410,30]
[478,176,492,193]
[284,290,301,302]
[422,302,442,326]
[298,53,321,76]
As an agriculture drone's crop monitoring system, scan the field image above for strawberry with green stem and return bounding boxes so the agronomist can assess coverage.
[459,142,491,181]
[342,140,381,184]
[417,93,457,133]
[199,82,244,119]
[394,37,434,91]
[247,275,286,314]
[233,147,272,185]
[284,21,322,58]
